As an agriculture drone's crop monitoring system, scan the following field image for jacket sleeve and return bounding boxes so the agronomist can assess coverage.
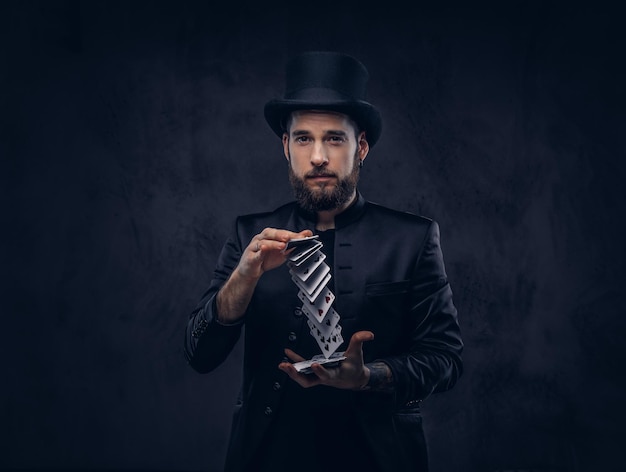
[380,220,464,407]
[183,219,246,374]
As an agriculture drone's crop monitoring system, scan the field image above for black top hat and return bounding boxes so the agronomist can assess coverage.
[264,51,382,147]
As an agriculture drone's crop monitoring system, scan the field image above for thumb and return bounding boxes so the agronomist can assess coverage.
[345,330,374,358]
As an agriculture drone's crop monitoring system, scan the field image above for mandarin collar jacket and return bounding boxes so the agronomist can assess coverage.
[184,192,463,472]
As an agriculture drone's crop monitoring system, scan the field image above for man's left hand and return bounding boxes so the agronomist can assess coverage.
[278,331,374,390]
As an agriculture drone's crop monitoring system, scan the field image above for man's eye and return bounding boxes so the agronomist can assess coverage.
[295,136,310,143]
[328,136,345,143]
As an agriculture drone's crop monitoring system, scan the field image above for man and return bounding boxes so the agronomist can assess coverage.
[184,51,463,472]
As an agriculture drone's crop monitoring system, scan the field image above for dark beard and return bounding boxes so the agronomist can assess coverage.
[288,155,360,212]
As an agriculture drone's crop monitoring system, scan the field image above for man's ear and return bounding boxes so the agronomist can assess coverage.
[282,133,290,161]
[357,131,370,162]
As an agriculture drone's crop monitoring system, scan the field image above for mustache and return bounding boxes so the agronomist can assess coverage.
[305,169,337,178]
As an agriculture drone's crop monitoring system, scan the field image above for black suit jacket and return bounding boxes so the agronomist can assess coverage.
[184,193,463,471]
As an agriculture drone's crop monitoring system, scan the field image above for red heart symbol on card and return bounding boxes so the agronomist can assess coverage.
[318,309,323,315]
[325,296,331,303]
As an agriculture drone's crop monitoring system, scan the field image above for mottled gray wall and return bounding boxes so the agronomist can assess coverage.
[2,1,624,471]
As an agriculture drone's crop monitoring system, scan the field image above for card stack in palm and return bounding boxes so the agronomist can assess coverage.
[284,235,344,361]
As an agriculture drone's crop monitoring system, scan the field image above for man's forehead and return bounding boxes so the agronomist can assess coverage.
[288,110,356,131]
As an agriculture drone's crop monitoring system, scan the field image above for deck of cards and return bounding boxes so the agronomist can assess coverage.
[284,235,346,373]
[291,352,347,375]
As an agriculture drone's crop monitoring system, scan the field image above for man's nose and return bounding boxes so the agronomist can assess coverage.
[310,142,328,167]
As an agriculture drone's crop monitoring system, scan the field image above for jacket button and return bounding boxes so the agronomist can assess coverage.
[294,307,303,317]
[264,406,273,416]
[288,332,297,342]
[273,382,281,391]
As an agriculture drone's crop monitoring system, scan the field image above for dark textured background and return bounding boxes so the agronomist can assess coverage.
[2,1,625,471]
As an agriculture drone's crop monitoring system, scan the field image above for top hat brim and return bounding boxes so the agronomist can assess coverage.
[264,98,382,147]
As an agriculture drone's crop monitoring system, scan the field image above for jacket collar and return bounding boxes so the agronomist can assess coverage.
[295,190,366,229]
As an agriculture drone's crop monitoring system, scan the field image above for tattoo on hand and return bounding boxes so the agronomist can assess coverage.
[361,362,394,393]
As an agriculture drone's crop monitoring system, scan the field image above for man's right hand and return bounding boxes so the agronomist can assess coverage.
[236,227,313,281]
[216,227,313,324]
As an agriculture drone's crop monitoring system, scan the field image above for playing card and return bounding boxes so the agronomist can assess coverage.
[298,288,335,323]
[306,307,340,339]
[283,234,319,253]
[288,250,326,282]
[294,271,332,303]
[309,323,343,358]
[291,262,330,295]
[288,240,322,264]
